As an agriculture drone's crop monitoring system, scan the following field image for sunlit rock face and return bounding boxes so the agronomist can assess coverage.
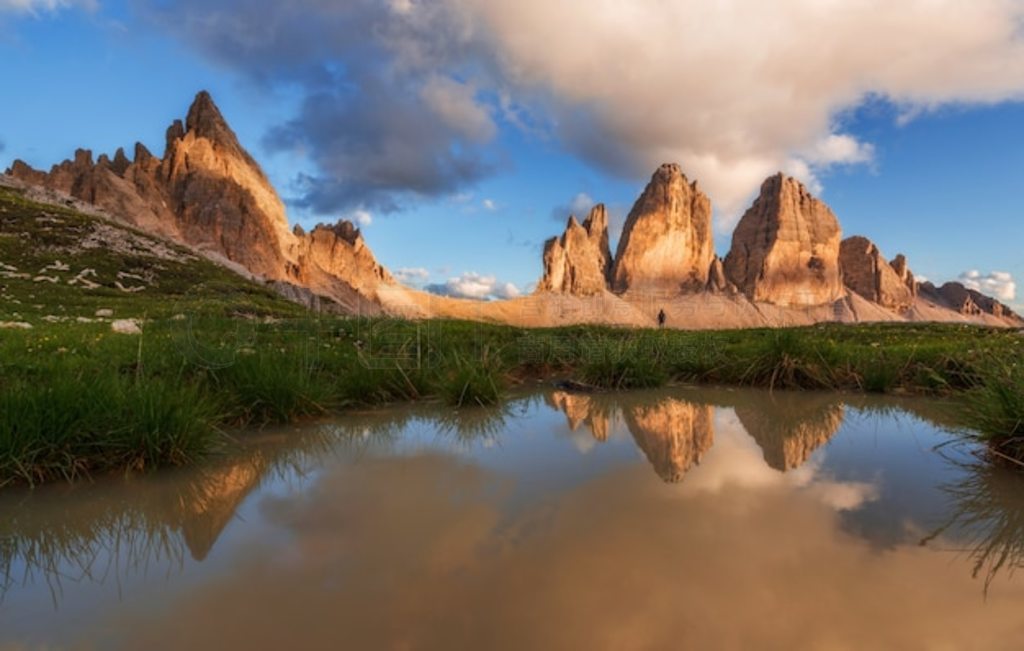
[733,393,845,471]
[611,164,714,294]
[158,91,292,278]
[623,399,714,482]
[6,91,394,307]
[839,236,914,312]
[724,174,844,307]
[539,205,613,296]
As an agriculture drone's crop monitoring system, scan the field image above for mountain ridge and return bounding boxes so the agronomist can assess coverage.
[5,90,1020,329]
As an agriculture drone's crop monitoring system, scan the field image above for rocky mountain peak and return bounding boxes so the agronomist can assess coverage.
[185,90,242,152]
[611,163,714,293]
[539,204,613,295]
[724,173,843,307]
[316,220,362,246]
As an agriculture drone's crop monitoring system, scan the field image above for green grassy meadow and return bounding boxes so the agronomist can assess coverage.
[2,185,1023,486]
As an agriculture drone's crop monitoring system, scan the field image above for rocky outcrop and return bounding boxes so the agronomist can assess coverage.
[5,91,394,309]
[611,164,714,294]
[839,236,914,312]
[539,205,612,295]
[624,399,714,483]
[724,174,844,307]
[918,281,1016,320]
[706,256,737,294]
[889,254,918,299]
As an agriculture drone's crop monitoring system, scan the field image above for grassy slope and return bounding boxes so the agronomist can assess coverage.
[2,187,1023,486]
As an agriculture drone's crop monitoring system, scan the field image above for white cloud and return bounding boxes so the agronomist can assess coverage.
[164,0,1024,227]
[447,0,1024,225]
[348,209,373,227]
[425,272,521,300]
[959,270,1016,301]
[482,198,496,211]
[550,192,595,221]
[394,267,431,285]
[0,0,96,14]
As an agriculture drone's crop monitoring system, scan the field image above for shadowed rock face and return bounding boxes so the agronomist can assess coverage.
[918,281,1015,319]
[733,393,844,472]
[539,205,612,296]
[889,254,919,300]
[611,164,714,294]
[6,91,393,309]
[623,398,714,483]
[724,174,844,307]
[840,236,914,312]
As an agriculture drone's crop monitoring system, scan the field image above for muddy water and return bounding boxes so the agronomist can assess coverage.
[2,387,1024,650]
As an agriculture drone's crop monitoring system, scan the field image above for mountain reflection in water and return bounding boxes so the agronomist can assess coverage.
[2,388,1024,650]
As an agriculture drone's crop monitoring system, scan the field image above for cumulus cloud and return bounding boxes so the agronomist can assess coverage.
[0,0,96,14]
[550,192,595,222]
[393,267,431,285]
[153,0,495,215]
[482,198,496,211]
[347,209,373,227]
[425,272,521,300]
[155,0,1024,225]
[959,270,1016,301]
[458,0,1024,224]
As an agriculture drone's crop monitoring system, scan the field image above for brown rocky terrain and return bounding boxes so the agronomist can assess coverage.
[5,90,1020,329]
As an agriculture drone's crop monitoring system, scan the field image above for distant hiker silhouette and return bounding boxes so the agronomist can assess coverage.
[657,309,666,328]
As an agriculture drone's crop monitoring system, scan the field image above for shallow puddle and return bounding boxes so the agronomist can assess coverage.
[2,387,1024,649]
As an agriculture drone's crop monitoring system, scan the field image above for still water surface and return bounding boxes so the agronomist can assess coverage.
[2,387,1024,649]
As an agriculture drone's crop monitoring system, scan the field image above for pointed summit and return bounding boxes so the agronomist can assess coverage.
[183,90,245,154]
[611,163,714,294]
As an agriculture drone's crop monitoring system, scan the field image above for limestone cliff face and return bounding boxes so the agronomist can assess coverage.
[839,236,914,312]
[624,399,714,483]
[724,174,844,307]
[6,91,394,307]
[539,205,612,295]
[611,164,714,294]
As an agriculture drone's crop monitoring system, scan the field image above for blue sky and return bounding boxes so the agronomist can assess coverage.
[2,0,1023,305]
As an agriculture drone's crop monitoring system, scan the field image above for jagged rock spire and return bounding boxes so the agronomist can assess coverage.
[539,204,613,295]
